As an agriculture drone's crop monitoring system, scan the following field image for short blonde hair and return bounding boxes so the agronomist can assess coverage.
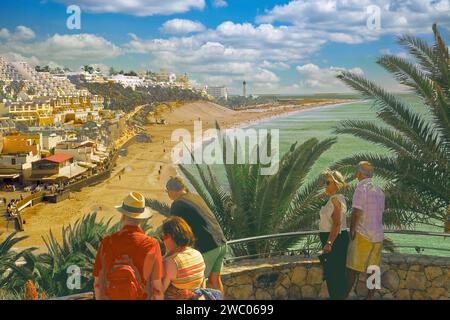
[322,169,347,191]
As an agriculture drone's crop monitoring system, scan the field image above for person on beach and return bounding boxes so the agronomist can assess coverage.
[346,161,385,300]
[161,216,222,300]
[319,170,349,300]
[93,192,164,300]
[165,176,227,294]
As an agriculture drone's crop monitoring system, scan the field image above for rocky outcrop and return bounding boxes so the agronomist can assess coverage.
[222,254,450,300]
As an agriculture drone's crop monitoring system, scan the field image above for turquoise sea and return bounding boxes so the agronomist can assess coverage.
[185,98,449,256]
[246,99,449,257]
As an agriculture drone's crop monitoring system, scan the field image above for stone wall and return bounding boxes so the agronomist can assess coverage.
[222,254,450,300]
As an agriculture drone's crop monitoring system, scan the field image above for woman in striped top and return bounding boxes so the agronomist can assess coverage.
[161,216,206,300]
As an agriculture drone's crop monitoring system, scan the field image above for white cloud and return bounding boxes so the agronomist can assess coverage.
[0,28,10,40]
[296,63,364,92]
[15,26,36,41]
[2,52,41,66]
[124,19,326,92]
[257,0,450,44]
[261,60,290,70]
[82,63,110,74]
[251,69,280,83]
[31,34,121,61]
[160,19,206,35]
[4,0,450,94]
[379,48,409,59]
[48,61,65,69]
[0,26,35,41]
[51,0,205,16]
[1,32,121,65]
[212,0,228,8]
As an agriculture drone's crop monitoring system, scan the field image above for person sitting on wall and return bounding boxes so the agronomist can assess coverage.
[165,176,228,294]
[161,216,222,300]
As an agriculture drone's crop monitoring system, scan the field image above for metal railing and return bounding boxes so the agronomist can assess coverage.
[225,229,450,262]
[50,229,449,300]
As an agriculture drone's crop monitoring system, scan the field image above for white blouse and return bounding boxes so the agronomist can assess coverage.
[319,194,347,233]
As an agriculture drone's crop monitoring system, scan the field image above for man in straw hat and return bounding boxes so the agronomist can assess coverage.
[94,192,164,300]
[346,161,385,300]
[166,176,227,294]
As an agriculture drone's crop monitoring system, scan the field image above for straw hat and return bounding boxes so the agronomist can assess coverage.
[115,192,152,219]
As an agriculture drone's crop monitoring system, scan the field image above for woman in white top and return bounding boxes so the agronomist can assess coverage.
[319,169,349,300]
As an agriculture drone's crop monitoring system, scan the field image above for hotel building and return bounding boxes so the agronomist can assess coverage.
[206,86,228,100]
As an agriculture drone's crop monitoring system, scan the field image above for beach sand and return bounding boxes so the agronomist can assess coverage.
[2,99,352,250]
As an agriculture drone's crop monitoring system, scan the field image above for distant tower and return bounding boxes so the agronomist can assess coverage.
[243,81,247,98]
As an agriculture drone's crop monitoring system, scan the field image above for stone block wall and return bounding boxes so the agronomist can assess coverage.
[222,254,449,300]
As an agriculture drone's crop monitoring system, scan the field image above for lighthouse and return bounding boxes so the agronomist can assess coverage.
[243,81,247,98]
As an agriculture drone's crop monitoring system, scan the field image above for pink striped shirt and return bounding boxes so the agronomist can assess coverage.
[353,178,385,242]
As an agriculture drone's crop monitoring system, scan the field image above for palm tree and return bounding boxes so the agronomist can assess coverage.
[0,233,37,298]
[1,212,155,298]
[0,213,110,296]
[82,65,94,74]
[0,233,32,278]
[333,24,449,230]
[149,123,337,257]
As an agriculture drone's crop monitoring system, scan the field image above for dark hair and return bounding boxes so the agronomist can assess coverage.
[162,216,195,247]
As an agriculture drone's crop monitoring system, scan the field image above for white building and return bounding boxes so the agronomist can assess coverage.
[0,56,88,100]
[54,140,100,163]
[206,86,228,100]
[0,151,40,182]
[0,56,22,82]
[41,133,63,152]
[109,75,145,90]
[11,60,83,98]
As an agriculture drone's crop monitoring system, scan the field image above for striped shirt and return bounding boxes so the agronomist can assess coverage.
[169,247,205,290]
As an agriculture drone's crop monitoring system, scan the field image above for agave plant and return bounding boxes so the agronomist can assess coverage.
[148,122,337,257]
[333,24,450,230]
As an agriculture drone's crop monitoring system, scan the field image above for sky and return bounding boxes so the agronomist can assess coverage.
[0,0,449,94]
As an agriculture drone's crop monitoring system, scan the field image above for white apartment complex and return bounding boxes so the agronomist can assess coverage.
[10,60,86,99]
[108,74,145,90]
[0,56,22,82]
[206,86,228,100]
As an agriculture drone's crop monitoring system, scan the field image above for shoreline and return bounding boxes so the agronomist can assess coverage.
[173,99,360,187]
[177,99,359,165]
[2,99,357,250]
[239,99,359,129]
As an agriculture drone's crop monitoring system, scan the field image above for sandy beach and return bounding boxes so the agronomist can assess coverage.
[3,99,352,250]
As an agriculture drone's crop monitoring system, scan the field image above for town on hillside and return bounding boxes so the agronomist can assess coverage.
[0,55,213,230]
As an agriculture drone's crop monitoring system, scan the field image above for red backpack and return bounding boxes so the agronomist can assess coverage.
[102,238,147,300]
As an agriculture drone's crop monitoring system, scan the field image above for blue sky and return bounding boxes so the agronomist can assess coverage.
[1,0,449,94]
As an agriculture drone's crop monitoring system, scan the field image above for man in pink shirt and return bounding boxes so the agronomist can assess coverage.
[347,161,385,300]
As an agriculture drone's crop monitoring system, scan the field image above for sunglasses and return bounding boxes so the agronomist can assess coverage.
[325,180,333,186]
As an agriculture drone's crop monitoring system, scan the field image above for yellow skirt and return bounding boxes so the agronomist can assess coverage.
[347,232,382,273]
